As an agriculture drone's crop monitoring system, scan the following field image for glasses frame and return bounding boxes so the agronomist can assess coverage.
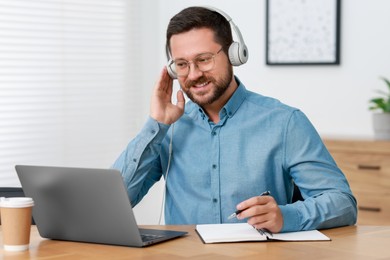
[169,47,223,77]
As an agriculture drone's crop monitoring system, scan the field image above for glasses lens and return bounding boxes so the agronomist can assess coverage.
[195,54,214,72]
[173,60,189,76]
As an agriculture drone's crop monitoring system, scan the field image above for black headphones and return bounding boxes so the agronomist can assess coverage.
[166,6,249,79]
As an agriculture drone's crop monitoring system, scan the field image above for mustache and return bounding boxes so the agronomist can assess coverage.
[184,76,212,89]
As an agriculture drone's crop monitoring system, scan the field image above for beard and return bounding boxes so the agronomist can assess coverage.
[181,65,233,106]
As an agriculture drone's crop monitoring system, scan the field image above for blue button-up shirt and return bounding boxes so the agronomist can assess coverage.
[112,77,357,232]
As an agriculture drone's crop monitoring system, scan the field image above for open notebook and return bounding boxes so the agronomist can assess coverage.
[196,223,330,244]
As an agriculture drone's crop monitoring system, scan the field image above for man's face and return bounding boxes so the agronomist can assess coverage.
[169,28,233,107]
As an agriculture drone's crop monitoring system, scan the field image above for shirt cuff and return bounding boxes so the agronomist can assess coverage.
[279,204,301,232]
[142,116,171,144]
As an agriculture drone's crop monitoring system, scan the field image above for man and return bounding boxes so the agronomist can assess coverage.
[112,6,357,233]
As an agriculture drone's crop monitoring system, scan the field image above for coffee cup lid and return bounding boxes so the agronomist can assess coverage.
[0,197,34,208]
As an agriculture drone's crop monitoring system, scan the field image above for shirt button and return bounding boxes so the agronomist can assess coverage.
[151,130,156,134]
[212,164,217,169]
[212,132,217,136]
[133,158,137,162]
[213,198,218,203]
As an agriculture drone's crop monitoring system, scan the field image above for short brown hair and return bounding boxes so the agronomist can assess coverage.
[166,7,233,56]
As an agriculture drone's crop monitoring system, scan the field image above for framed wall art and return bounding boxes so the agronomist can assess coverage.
[266,0,341,65]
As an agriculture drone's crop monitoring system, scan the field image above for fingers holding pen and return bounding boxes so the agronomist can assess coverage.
[236,195,283,233]
[236,195,271,219]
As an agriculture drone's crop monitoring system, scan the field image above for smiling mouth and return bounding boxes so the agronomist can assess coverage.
[193,81,210,88]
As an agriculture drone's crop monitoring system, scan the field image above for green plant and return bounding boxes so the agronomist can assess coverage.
[369,77,390,113]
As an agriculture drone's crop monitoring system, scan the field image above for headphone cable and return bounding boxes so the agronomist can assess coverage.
[158,123,174,225]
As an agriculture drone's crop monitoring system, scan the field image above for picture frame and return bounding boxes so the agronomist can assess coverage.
[266,0,341,65]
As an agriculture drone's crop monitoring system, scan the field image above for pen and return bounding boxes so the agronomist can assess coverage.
[227,191,271,220]
[256,227,273,237]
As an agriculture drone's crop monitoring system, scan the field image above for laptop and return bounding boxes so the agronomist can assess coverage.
[15,165,187,247]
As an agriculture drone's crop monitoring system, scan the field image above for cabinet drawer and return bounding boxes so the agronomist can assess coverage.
[354,192,390,225]
[330,152,390,193]
[331,152,390,172]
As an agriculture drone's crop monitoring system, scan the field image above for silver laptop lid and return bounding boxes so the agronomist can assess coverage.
[16,165,145,247]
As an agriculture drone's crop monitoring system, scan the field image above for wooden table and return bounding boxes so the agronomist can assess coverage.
[1,225,390,259]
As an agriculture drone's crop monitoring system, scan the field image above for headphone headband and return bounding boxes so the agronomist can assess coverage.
[201,6,246,48]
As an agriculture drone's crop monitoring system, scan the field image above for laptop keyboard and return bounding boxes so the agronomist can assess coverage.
[141,233,164,242]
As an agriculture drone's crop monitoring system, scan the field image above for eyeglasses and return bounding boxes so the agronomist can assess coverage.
[169,47,223,77]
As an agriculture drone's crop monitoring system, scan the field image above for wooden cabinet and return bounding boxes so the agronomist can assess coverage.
[323,139,390,225]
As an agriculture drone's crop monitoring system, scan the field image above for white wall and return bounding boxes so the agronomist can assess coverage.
[158,0,390,138]
[132,0,390,223]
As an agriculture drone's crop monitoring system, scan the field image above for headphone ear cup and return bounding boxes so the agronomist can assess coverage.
[228,42,248,66]
[239,44,249,65]
[166,60,178,79]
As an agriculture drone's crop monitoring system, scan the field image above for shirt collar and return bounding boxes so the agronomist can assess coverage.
[222,76,246,119]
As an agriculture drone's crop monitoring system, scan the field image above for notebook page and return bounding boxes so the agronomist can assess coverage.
[196,223,266,243]
[196,223,331,243]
